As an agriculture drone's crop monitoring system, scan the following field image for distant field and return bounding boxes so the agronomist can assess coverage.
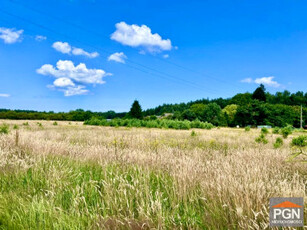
[0,120,306,229]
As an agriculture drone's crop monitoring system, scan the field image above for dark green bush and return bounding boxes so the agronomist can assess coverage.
[291,135,307,147]
[281,126,292,138]
[255,133,268,144]
[272,127,280,134]
[261,127,269,134]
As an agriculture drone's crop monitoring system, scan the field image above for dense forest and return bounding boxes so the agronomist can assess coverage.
[1,85,306,127]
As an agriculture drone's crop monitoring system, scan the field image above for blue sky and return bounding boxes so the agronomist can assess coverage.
[0,0,307,112]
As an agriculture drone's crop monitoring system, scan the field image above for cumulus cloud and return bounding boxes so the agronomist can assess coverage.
[35,35,47,41]
[0,93,10,97]
[108,52,127,63]
[52,41,99,58]
[53,77,75,87]
[37,60,109,84]
[72,47,99,58]
[241,76,281,87]
[111,22,172,53]
[37,60,111,96]
[0,27,23,44]
[52,41,71,54]
[254,76,280,87]
[63,85,88,96]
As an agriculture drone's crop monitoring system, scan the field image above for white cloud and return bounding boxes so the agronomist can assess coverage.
[254,76,280,87]
[0,94,10,97]
[163,54,169,59]
[111,22,172,53]
[37,60,111,96]
[72,47,99,58]
[63,85,88,96]
[241,78,253,83]
[52,41,71,54]
[53,77,75,87]
[52,41,99,58]
[0,27,23,44]
[108,52,127,63]
[37,60,109,84]
[241,76,281,87]
[35,35,47,41]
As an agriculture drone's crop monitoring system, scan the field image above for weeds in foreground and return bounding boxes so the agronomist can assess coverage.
[261,127,269,135]
[281,126,292,138]
[191,130,197,137]
[255,133,268,144]
[272,127,280,134]
[0,156,217,229]
[0,121,305,229]
[288,135,307,163]
[0,124,9,134]
[273,137,283,149]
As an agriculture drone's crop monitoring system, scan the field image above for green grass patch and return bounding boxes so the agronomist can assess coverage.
[0,155,234,229]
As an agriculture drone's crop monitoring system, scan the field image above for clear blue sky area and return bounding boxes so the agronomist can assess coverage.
[0,0,306,112]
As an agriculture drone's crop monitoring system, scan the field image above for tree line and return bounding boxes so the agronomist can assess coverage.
[0,85,306,127]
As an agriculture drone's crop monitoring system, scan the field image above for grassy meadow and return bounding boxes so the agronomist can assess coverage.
[0,120,306,229]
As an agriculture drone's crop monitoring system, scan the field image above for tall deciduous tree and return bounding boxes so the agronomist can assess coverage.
[129,100,143,119]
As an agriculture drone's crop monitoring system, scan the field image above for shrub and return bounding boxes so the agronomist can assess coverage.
[273,137,283,148]
[288,135,307,162]
[149,115,157,120]
[53,121,58,126]
[245,126,250,132]
[37,122,43,127]
[291,135,307,147]
[0,124,9,134]
[281,126,292,138]
[255,134,268,144]
[13,124,19,130]
[272,127,280,134]
[261,127,269,134]
[84,118,100,126]
[178,120,190,130]
[23,122,29,126]
[84,118,214,130]
[191,130,197,137]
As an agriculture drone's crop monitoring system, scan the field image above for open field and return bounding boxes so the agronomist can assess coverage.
[0,120,306,229]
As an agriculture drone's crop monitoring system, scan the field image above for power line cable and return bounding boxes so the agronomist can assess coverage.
[0,8,223,95]
[4,0,245,92]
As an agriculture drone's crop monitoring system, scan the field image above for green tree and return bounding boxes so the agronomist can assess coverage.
[190,103,206,120]
[129,100,143,119]
[222,104,238,126]
[181,109,197,121]
[203,103,222,125]
[252,84,266,101]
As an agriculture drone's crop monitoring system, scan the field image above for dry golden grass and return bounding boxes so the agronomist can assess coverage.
[0,120,306,229]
